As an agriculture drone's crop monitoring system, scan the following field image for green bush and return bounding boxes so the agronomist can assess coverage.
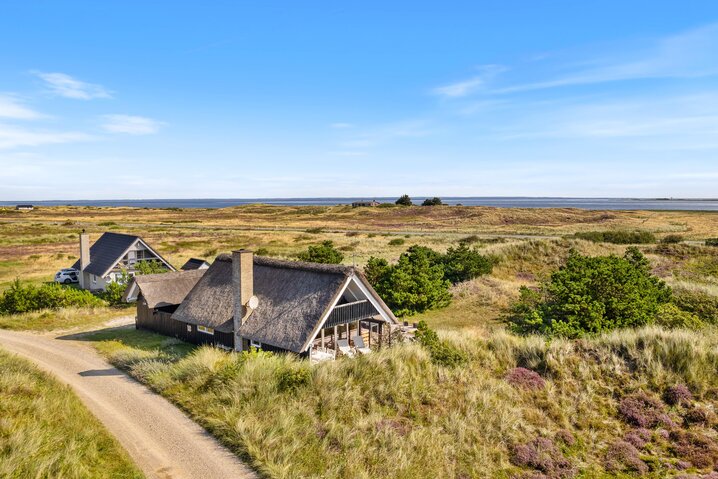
[395,194,413,206]
[574,230,656,244]
[388,238,405,246]
[661,234,685,244]
[421,197,443,206]
[0,279,105,315]
[672,288,718,324]
[297,240,344,264]
[706,238,718,247]
[441,243,495,283]
[654,303,704,330]
[414,321,466,367]
[276,366,312,392]
[134,260,169,275]
[365,246,451,317]
[508,248,671,338]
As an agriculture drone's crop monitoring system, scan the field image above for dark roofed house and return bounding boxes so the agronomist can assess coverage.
[181,258,210,271]
[15,204,34,211]
[351,200,380,208]
[169,250,398,359]
[72,232,175,291]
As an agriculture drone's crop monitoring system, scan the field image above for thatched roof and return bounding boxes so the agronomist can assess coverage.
[122,269,206,308]
[172,254,393,353]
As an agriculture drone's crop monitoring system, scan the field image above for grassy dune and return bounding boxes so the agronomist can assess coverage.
[89,326,718,479]
[0,348,143,479]
[0,306,132,332]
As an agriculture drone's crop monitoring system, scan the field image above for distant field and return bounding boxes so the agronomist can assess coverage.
[0,348,143,479]
[1,204,717,332]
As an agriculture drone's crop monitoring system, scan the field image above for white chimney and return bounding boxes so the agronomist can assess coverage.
[232,249,254,351]
[79,232,90,289]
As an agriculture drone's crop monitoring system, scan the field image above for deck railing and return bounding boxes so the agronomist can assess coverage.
[325,300,378,328]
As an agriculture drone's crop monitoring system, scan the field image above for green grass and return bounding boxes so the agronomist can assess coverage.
[0,306,132,332]
[89,326,718,478]
[0,348,144,479]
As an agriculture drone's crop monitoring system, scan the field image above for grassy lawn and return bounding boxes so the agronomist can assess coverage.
[0,306,132,332]
[0,348,143,479]
[88,326,718,479]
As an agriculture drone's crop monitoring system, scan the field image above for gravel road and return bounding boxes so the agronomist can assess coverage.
[0,329,257,479]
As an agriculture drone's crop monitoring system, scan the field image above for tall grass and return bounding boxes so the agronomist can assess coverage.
[93,326,718,478]
[0,348,143,478]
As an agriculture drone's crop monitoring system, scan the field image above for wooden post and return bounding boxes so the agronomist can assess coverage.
[321,328,325,349]
[334,325,338,354]
[346,323,350,342]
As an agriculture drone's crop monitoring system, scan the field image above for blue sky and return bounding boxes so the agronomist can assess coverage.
[2,1,718,200]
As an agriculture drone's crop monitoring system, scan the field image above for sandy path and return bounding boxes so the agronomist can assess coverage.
[0,329,257,479]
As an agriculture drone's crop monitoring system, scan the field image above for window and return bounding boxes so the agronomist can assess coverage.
[91,274,97,284]
[197,325,214,335]
[250,340,262,349]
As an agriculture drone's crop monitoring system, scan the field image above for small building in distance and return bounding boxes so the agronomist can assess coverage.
[15,204,34,211]
[181,258,210,271]
[351,200,380,208]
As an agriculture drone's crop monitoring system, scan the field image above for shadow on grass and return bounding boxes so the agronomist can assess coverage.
[59,325,196,360]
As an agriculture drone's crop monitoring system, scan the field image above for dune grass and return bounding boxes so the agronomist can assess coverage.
[89,325,718,479]
[0,306,132,332]
[0,348,143,479]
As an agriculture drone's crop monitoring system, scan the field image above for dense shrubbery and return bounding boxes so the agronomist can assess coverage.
[413,321,466,367]
[574,230,656,244]
[134,260,170,275]
[365,244,494,316]
[0,279,105,315]
[508,248,671,337]
[672,288,718,324]
[297,240,344,264]
[421,197,443,206]
[661,234,685,244]
[365,247,451,317]
[395,194,413,206]
[706,238,718,247]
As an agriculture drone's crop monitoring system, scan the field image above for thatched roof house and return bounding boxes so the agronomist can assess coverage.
[123,269,206,308]
[172,251,397,357]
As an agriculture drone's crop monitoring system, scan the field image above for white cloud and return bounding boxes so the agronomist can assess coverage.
[432,65,506,98]
[0,124,94,149]
[101,115,163,135]
[0,95,44,120]
[35,72,112,100]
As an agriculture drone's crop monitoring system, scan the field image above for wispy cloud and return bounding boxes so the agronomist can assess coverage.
[0,124,94,149]
[35,72,112,100]
[433,65,506,98]
[101,115,163,135]
[437,23,718,98]
[0,95,44,120]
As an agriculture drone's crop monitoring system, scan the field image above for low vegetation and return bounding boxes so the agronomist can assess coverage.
[0,279,105,315]
[574,230,656,244]
[0,306,131,331]
[89,325,718,479]
[297,240,344,264]
[421,196,443,206]
[0,348,143,478]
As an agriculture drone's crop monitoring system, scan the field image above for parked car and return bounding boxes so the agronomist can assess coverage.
[55,268,80,284]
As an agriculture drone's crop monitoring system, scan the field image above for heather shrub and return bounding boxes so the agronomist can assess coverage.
[683,406,716,427]
[706,238,718,247]
[388,238,405,246]
[510,437,575,478]
[670,429,718,469]
[618,391,673,428]
[603,440,648,475]
[505,367,546,391]
[623,428,651,449]
[554,430,575,447]
[664,384,693,406]
[661,234,685,244]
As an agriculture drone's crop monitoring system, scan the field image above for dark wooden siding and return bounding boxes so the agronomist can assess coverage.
[135,298,234,349]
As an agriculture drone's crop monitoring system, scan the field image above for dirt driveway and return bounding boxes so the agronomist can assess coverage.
[0,329,257,479]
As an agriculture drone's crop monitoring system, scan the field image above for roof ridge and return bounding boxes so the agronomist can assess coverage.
[214,253,354,275]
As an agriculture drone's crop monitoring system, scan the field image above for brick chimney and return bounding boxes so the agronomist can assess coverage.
[79,232,90,289]
[232,249,254,351]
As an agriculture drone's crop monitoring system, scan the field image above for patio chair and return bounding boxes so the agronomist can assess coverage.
[337,339,355,358]
[352,335,372,355]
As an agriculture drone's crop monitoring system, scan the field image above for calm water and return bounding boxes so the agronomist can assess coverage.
[2,197,718,211]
